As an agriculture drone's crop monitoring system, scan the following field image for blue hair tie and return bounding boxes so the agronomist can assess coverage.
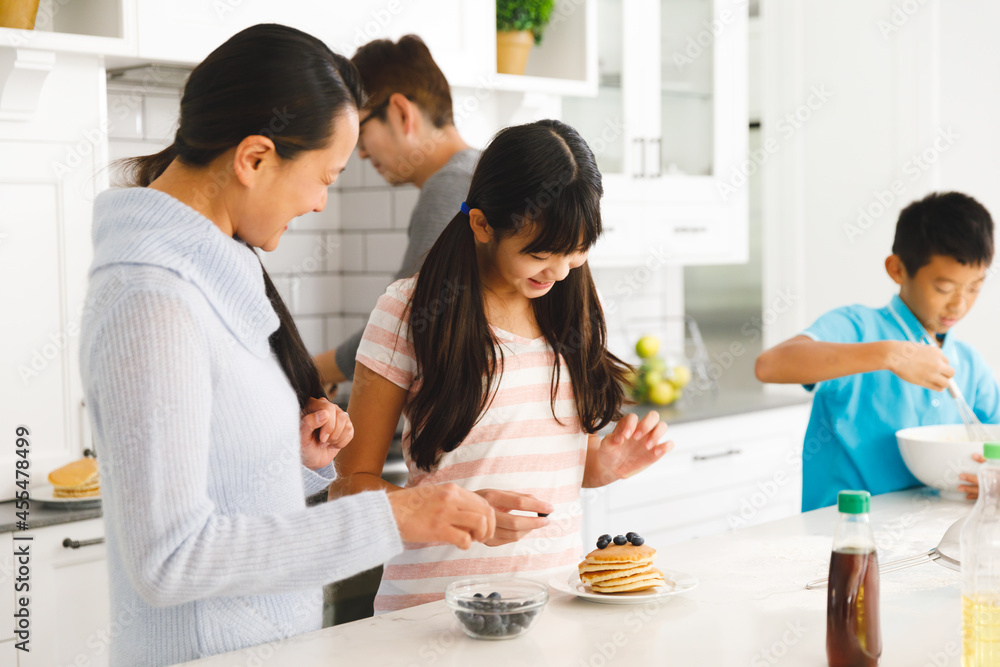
[460,202,471,215]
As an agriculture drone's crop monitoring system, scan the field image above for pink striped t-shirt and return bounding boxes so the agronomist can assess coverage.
[356,277,587,613]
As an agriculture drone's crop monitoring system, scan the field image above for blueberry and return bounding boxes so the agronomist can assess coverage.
[598,534,612,542]
[466,614,485,633]
[613,535,627,546]
[596,538,610,549]
[473,592,484,598]
[537,512,550,517]
[631,536,645,546]
[483,615,505,636]
[626,532,638,541]
[487,591,502,600]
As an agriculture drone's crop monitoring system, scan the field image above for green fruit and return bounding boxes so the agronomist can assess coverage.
[643,370,664,387]
[635,335,660,359]
[649,381,677,406]
[669,365,692,389]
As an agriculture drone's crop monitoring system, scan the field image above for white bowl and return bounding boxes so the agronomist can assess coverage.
[896,424,1000,500]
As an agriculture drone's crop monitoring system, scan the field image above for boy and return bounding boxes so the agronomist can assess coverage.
[756,192,999,510]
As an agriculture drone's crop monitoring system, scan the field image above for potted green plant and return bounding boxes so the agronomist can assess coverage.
[496,0,556,76]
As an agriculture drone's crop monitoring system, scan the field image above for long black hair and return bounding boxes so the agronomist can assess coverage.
[118,23,364,410]
[407,119,630,471]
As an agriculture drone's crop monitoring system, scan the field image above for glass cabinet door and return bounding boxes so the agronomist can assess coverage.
[658,0,715,177]
[561,0,628,177]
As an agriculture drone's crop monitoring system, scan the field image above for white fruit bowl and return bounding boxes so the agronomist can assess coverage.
[896,424,1000,500]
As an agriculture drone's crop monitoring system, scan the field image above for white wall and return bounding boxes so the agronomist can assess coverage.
[761,0,1000,376]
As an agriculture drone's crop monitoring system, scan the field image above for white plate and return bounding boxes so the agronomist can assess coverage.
[31,484,101,508]
[549,568,698,605]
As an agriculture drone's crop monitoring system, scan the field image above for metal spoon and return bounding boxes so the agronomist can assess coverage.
[806,514,964,589]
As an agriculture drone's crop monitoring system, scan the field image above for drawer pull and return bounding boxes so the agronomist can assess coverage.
[62,537,104,549]
[693,448,741,462]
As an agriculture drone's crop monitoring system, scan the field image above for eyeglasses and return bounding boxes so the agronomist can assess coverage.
[359,97,392,128]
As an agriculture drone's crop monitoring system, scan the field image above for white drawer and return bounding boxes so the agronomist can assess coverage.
[606,432,797,510]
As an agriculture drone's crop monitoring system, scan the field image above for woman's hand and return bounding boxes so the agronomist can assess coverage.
[474,489,553,546]
[959,453,986,500]
[300,397,354,470]
[388,484,496,549]
[586,411,672,487]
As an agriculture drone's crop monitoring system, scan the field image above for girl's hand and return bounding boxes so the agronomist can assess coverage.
[300,397,354,470]
[389,484,496,549]
[474,489,554,546]
[595,411,672,484]
[959,453,986,500]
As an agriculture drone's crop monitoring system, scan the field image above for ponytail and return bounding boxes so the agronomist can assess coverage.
[116,144,178,188]
[258,257,327,410]
[407,212,498,471]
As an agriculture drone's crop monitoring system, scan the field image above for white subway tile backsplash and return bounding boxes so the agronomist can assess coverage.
[295,275,341,316]
[365,232,408,274]
[341,274,394,315]
[260,233,330,275]
[393,186,420,229]
[325,316,345,350]
[337,151,364,189]
[341,190,393,231]
[107,90,143,139]
[292,190,341,231]
[340,233,366,272]
[294,316,326,357]
[143,94,180,144]
[270,276,296,312]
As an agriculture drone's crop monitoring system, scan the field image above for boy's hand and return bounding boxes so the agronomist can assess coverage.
[885,341,954,391]
[959,453,986,500]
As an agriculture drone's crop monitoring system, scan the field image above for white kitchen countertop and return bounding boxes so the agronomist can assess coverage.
[180,489,969,666]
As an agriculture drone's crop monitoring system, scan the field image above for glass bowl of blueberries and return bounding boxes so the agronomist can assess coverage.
[445,578,549,640]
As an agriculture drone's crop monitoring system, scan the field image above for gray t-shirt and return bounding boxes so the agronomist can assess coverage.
[335,148,479,380]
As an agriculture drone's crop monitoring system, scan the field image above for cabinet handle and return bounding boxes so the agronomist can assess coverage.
[692,448,742,462]
[633,138,645,178]
[62,537,105,549]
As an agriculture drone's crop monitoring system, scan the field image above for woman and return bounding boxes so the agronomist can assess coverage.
[80,24,494,666]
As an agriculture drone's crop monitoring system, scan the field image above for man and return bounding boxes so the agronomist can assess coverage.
[314,35,479,387]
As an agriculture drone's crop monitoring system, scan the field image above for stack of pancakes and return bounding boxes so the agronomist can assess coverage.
[578,543,665,593]
[48,458,100,498]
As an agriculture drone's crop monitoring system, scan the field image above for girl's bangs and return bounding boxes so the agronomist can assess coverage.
[519,182,602,256]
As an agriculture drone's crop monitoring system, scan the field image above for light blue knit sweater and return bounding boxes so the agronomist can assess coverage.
[79,187,404,666]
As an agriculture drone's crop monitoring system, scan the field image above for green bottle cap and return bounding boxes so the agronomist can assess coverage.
[837,490,871,515]
[984,443,1000,460]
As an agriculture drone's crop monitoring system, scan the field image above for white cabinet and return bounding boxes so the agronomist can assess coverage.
[582,404,810,547]
[0,53,104,501]
[18,519,110,667]
[563,0,748,267]
[131,0,494,88]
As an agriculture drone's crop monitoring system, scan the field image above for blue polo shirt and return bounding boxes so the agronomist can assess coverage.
[800,294,1000,511]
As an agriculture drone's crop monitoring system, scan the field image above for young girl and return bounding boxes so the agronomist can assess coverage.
[331,119,672,612]
[80,24,493,666]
